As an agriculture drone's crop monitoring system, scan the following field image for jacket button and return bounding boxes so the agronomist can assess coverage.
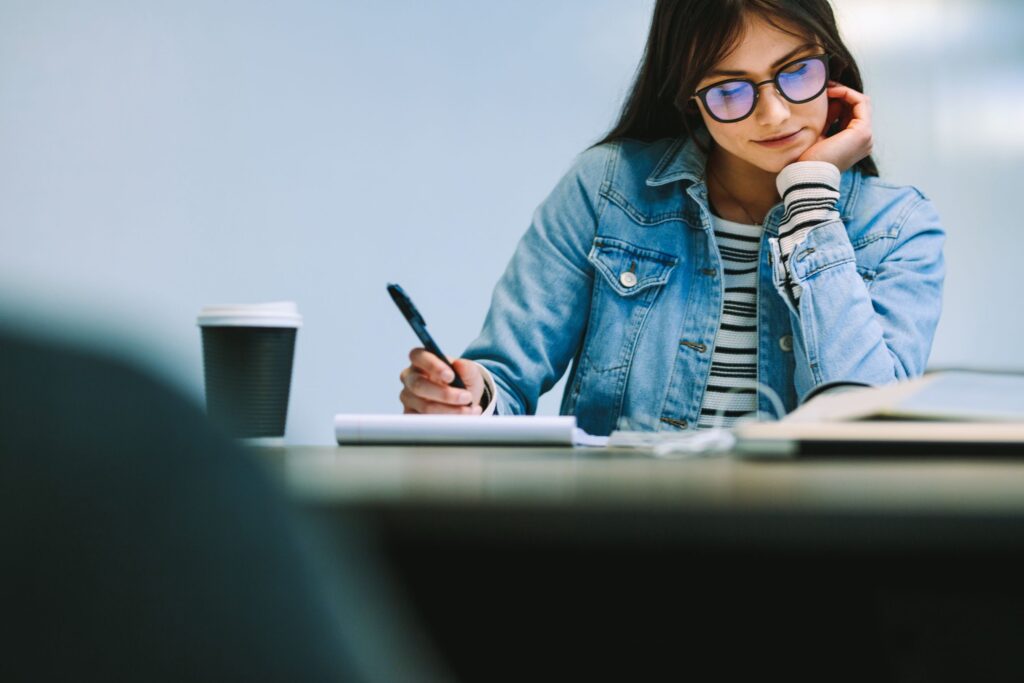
[619,271,638,288]
[779,334,793,352]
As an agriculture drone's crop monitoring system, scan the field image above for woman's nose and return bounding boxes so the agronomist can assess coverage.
[754,84,791,126]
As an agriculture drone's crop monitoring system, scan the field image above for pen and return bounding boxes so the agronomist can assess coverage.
[387,283,468,392]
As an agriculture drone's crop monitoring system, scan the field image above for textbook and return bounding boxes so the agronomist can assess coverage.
[781,371,1024,423]
[733,371,1024,457]
[334,414,609,447]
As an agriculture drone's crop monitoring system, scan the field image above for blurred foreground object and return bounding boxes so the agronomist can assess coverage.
[0,324,447,682]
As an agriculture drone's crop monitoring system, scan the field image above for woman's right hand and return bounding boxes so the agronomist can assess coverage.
[399,348,485,415]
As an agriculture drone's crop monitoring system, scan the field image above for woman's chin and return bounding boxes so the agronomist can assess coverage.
[752,147,811,174]
[751,156,794,175]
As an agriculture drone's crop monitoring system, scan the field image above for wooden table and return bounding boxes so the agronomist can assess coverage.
[261,446,1024,681]
[270,445,1024,545]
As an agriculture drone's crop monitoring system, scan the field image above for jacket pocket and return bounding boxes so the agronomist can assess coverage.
[581,237,678,373]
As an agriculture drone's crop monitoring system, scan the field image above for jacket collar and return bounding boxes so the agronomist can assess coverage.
[644,128,859,220]
[645,130,709,188]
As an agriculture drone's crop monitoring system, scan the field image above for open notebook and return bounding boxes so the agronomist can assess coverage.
[734,371,1024,457]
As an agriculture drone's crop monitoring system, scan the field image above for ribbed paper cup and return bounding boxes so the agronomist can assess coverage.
[197,302,302,441]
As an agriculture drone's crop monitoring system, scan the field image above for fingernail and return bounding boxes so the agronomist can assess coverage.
[459,392,472,403]
[443,371,455,383]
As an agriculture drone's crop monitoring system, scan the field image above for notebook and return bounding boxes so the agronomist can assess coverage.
[733,371,1024,458]
[334,414,609,447]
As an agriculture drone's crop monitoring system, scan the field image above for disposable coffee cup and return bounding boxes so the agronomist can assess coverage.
[197,302,302,444]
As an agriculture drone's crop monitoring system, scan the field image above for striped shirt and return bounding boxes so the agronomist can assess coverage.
[697,215,763,429]
[774,161,842,304]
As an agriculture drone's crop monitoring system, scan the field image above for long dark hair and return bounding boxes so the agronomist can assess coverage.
[593,0,879,177]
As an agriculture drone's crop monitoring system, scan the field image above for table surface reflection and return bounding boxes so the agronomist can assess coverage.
[263,445,1024,516]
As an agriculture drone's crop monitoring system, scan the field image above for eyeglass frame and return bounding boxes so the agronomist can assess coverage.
[690,54,831,124]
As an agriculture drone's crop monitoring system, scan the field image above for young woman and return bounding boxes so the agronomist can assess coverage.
[398,0,945,436]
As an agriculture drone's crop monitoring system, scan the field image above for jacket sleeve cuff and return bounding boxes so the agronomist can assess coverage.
[783,221,857,281]
[473,361,500,416]
[769,220,857,316]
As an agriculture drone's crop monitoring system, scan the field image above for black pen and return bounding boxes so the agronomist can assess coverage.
[387,283,468,391]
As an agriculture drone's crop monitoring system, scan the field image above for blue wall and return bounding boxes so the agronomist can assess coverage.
[1,0,1021,443]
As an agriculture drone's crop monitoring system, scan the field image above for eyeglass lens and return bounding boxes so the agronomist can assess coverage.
[703,57,827,122]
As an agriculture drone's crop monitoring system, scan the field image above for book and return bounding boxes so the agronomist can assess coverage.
[733,371,1024,457]
[782,371,1024,423]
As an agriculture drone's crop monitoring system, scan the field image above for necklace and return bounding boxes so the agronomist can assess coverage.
[708,166,762,226]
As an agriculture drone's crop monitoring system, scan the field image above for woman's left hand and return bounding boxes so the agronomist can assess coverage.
[797,82,873,172]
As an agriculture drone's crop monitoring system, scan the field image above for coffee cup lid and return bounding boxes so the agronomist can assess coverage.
[197,301,303,328]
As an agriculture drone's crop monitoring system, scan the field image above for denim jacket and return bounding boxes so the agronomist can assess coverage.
[463,133,945,436]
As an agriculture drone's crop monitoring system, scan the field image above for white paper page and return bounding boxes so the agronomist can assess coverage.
[781,377,930,423]
[335,414,605,446]
[782,372,1024,424]
[891,372,1024,421]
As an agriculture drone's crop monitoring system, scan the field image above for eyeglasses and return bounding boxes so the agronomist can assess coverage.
[692,54,830,124]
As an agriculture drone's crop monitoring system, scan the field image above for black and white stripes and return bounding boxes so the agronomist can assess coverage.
[698,217,762,429]
[698,162,842,427]
[774,161,842,302]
